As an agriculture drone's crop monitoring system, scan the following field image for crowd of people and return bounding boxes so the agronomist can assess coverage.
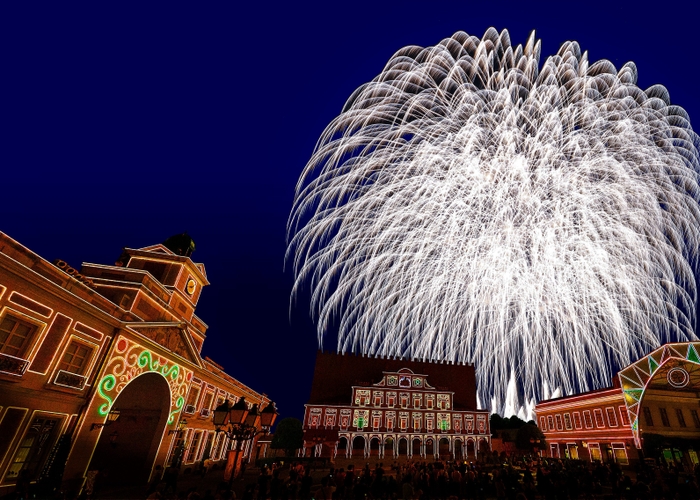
[139,454,700,499]
[239,455,700,500]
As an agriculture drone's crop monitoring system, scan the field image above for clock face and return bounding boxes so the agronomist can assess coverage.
[186,279,196,295]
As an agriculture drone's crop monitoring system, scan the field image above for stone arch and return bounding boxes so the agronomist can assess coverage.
[369,436,381,456]
[411,437,422,457]
[439,438,450,459]
[398,437,408,456]
[384,436,394,458]
[454,439,463,459]
[337,436,349,458]
[94,337,192,429]
[89,372,171,489]
[352,435,366,457]
[425,438,434,456]
[466,439,475,458]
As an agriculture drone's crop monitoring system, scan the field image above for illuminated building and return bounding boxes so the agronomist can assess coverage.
[302,351,490,460]
[0,232,270,496]
[535,342,700,465]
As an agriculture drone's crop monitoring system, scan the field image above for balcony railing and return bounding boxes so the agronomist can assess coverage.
[0,353,29,376]
[53,370,87,389]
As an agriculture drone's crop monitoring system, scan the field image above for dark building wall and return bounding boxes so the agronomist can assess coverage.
[308,351,478,410]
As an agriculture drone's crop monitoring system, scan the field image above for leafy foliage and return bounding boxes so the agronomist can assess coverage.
[270,417,304,456]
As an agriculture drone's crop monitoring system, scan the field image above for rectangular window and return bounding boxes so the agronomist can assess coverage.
[618,406,630,426]
[691,410,700,428]
[555,414,563,431]
[643,407,654,427]
[660,407,670,427]
[200,392,214,416]
[593,409,605,428]
[5,417,60,482]
[400,417,407,430]
[387,394,396,407]
[427,398,434,410]
[373,416,380,429]
[612,443,628,465]
[539,417,546,430]
[58,340,93,375]
[547,415,554,431]
[606,407,618,427]
[0,315,38,358]
[186,431,202,463]
[184,386,201,414]
[676,409,687,428]
[573,412,582,430]
[413,395,421,408]
[563,413,572,430]
[374,392,383,406]
[583,410,593,429]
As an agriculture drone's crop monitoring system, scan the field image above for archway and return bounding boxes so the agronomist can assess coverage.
[352,436,365,457]
[89,372,171,489]
[466,440,475,458]
[384,437,394,458]
[398,438,408,456]
[412,438,421,457]
[439,438,450,459]
[425,438,434,457]
[479,439,490,454]
[337,436,348,458]
[370,437,381,457]
[454,439,463,460]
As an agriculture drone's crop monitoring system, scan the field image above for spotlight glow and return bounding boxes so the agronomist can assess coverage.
[287,28,700,417]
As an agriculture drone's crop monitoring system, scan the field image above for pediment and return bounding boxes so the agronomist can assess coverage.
[128,323,202,367]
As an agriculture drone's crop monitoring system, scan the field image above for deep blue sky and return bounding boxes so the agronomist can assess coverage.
[2,3,698,420]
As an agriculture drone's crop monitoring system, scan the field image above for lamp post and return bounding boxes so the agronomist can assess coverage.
[213,398,277,488]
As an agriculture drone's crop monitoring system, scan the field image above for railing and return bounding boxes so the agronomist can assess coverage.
[53,369,87,389]
[0,353,29,376]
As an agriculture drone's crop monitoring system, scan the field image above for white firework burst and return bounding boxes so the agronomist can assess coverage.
[287,28,700,416]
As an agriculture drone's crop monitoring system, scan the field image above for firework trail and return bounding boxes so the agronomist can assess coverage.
[287,28,700,417]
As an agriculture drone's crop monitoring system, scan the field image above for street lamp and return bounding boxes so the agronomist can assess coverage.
[213,398,278,487]
[91,409,120,430]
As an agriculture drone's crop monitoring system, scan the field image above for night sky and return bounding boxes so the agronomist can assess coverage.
[2,3,698,421]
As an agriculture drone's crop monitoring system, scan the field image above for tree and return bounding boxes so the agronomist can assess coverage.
[515,423,546,451]
[270,418,304,457]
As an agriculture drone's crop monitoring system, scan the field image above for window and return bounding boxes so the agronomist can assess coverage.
[184,386,201,414]
[618,406,630,426]
[555,414,563,431]
[400,416,408,430]
[387,393,396,407]
[643,407,654,427]
[201,392,214,416]
[691,409,700,428]
[611,443,628,465]
[413,414,421,430]
[0,315,38,358]
[564,413,572,430]
[660,407,670,427]
[5,417,60,482]
[373,392,383,406]
[186,430,202,463]
[59,341,93,375]
[540,417,546,430]
[593,409,605,428]
[605,407,618,427]
[676,409,686,428]
[413,395,421,408]
[547,415,554,431]
[583,410,593,429]
[573,412,582,429]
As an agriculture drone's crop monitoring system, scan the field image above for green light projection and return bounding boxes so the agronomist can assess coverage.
[96,337,192,424]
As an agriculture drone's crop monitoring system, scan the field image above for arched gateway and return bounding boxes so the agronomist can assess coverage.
[89,372,171,488]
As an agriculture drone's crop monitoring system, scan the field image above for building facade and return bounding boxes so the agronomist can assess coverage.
[302,352,490,460]
[535,342,700,466]
[0,232,269,496]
